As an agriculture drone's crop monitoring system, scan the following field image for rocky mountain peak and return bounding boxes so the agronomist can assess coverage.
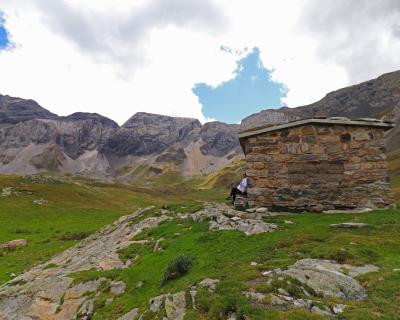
[100,112,202,157]
[62,112,119,128]
[0,94,58,125]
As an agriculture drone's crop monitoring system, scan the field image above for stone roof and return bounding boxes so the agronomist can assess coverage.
[237,117,394,139]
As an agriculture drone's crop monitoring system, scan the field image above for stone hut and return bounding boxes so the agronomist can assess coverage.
[238,117,395,212]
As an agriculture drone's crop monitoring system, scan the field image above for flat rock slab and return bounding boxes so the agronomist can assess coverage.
[330,222,370,228]
[281,259,379,301]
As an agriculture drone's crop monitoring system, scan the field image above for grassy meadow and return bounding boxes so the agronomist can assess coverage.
[0,158,400,319]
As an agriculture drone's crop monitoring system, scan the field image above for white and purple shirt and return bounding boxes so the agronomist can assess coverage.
[237,177,247,193]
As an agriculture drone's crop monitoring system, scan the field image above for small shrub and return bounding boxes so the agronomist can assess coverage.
[43,263,57,270]
[15,228,32,234]
[161,255,193,286]
[60,232,91,241]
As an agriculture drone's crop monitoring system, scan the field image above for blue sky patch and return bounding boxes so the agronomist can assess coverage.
[0,13,9,49]
[193,47,287,123]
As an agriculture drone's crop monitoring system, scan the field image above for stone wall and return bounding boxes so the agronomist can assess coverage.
[242,123,394,211]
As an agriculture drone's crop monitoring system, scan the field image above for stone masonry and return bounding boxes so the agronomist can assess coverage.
[238,118,395,212]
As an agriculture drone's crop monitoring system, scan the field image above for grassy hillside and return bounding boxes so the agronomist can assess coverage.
[0,172,233,285]
[68,205,400,320]
[1,165,400,319]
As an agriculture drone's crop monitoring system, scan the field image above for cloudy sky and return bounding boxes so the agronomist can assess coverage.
[0,0,400,124]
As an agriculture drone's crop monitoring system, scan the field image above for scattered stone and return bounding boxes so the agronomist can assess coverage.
[227,311,237,320]
[110,280,127,295]
[0,239,28,250]
[1,187,13,197]
[236,219,277,236]
[246,208,257,213]
[233,195,248,210]
[284,220,294,224]
[255,207,268,213]
[333,304,346,314]
[165,291,186,320]
[261,270,273,277]
[277,288,290,296]
[149,294,166,312]
[330,222,370,228]
[131,240,150,245]
[153,237,165,252]
[177,212,189,219]
[230,216,242,222]
[393,268,400,272]
[250,261,258,266]
[118,308,140,320]
[198,278,220,292]
[33,198,48,205]
[173,232,182,237]
[311,306,334,317]
[136,281,144,288]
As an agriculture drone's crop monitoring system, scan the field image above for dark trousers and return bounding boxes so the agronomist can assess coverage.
[230,187,243,203]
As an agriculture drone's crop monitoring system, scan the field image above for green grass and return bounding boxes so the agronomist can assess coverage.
[0,169,234,285]
[64,207,400,320]
[1,167,400,319]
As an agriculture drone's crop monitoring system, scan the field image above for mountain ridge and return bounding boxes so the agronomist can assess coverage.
[1,69,400,178]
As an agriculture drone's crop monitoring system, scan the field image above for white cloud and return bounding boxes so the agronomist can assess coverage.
[0,0,399,125]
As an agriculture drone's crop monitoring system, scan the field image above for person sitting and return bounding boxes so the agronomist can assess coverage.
[226,173,248,204]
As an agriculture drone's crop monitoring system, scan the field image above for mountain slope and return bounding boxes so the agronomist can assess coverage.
[241,70,400,132]
[0,97,242,178]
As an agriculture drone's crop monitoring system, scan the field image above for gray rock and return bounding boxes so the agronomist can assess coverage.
[282,259,378,300]
[333,304,346,314]
[149,294,166,312]
[118,308,139,320]
[277,288,290,296]
[310,306,334,317]
[330,222,370,228]
[198,278,220,292]
[0,239,28,250]
[255,207,268,213]
[165,291,186,320]
[189,290,197,310]
[110,281,126,295]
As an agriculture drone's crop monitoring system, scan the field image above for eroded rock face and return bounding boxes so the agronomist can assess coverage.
[0,207,170,320]
[101,112,201,157]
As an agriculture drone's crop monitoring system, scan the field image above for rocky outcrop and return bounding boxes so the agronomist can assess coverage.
[246,259,379,318]
[180,202,278,235]
[0,206,170,320]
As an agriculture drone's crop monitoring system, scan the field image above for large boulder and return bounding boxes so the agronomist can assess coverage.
[282,259,379,300]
